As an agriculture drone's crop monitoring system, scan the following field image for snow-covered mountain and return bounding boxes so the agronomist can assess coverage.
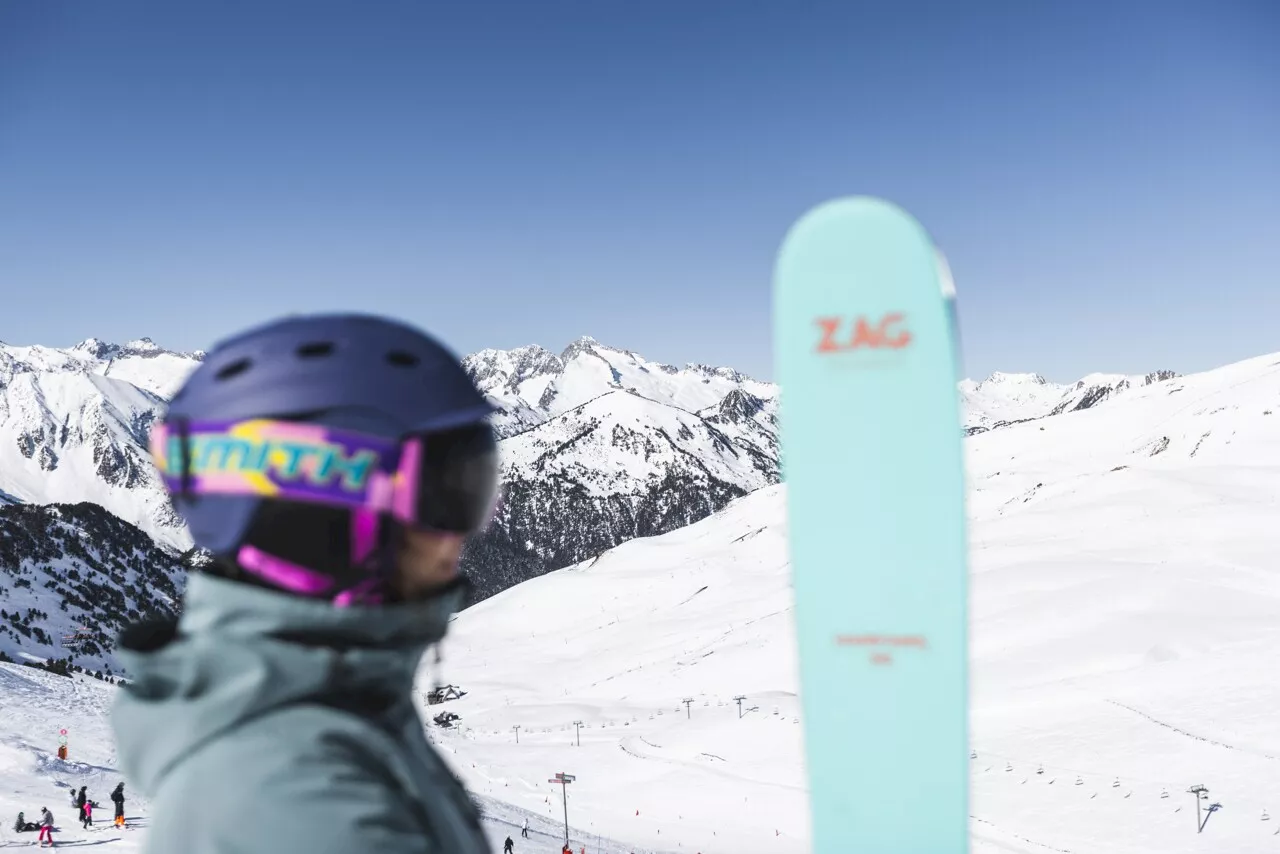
[0,331,1172,607]
[0,344,1272,852]
[463,336,776,438]
[431,347,1280,854]
[0,335,784,603]
[960,368,1179,434]
[460,337,781,599]
[467,385,778,600]
[0,339,203,550]
[0,502,191,673]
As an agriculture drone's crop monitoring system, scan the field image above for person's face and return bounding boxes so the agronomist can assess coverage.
[393,527,465,599]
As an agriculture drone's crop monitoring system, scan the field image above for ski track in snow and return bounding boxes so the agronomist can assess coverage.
[972,816,1074,853]
[1105,699,1280,761]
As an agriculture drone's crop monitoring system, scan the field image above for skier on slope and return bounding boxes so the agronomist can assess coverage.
[74,787,86,826]
[37,807,53,848]
[109,783,125,828]
[111,314,498,854]
[503,835,514,853]
[522,817,529,838]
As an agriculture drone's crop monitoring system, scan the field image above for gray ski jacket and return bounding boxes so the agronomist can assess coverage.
[111,572,489,854]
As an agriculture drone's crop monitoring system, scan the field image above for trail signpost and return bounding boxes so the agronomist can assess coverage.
[549,772,576,845]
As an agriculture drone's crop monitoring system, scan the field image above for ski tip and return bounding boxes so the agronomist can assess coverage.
[772,195,939,307]
[779,195,927,247]
[773,196,937,286]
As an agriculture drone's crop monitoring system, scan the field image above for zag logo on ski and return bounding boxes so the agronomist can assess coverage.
[813,312,911,354]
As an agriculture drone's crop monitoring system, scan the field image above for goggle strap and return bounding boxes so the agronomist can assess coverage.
[350,508,381,565]
[237,544,336,595]
[240,543,388,606]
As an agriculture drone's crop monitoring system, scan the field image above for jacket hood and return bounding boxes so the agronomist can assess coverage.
[111,573,463,796]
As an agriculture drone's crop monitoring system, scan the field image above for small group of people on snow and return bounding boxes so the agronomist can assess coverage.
[70,782,127,829]
[11,781,126,848]
[11,807,52,846]
[501,817,588,854]
[498,831,584,854]
[500,816,533,852]
[71,784,96,828]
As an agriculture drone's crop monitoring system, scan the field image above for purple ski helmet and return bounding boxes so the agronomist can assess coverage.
[150,313,500,605]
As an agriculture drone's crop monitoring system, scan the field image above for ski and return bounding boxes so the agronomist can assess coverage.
[773,196,969,853]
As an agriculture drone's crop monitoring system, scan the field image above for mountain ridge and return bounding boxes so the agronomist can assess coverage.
[0,330,1180,614]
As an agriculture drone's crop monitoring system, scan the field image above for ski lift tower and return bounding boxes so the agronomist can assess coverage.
[1188,785,1209,832]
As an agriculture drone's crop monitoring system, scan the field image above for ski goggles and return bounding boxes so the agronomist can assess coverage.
[149,417,500,536]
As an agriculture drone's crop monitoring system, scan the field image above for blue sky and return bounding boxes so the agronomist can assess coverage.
[1,1,1276,382]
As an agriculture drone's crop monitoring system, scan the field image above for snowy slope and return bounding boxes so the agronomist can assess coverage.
[74,337,205,400]
[429,349,1280,854]
[500,390,775,496]
[0,346,1273,852]
[960,369,1179,434]
[0,335,784,600]
[0,502,188,674]
[436,485,802,854]
[0,664,661,854]
[464,336,776,439]
[0,329,1174,620]
[0,663,137,849]
[0,333,1170,558]
[0,338,202,401]
[0,339,201,550]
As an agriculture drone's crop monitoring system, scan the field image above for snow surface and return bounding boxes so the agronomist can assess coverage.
[957,370,1169,433]
[499,390,775,498]
[4,336,1259,854]
[0,364,189,551]
[0,340,198,550]
[428,349,1280,854]
[0,664,655,853]
[0,332,1170,563]
[465,337,777,440]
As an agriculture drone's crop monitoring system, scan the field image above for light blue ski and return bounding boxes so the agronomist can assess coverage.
[773,196,969,853]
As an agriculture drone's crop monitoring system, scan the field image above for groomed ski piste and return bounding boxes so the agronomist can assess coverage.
[0,663,640,852]
[3,348,1280,852]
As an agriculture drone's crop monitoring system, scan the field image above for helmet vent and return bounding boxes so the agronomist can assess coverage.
[214,358,252,381]
[385,350,420,368]
[296,341,335,359]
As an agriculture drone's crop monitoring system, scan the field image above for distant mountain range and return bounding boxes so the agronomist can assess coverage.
[0,330,1178,668]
